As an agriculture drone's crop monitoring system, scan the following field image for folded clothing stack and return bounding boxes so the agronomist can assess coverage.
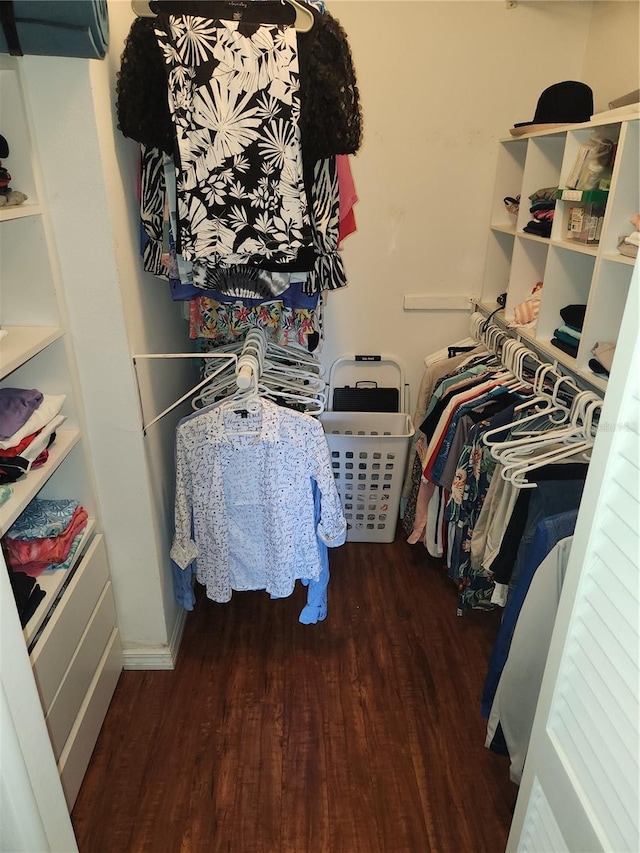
[550,304,586,359]
[617,213,640,259]
[589,342,615,378]
[6,566,46,627]
[507,281,543,330]
[0,389,66,485]
[523,187,557,239]
[2,497,88,577]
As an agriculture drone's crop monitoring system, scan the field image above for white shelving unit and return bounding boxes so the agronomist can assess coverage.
[0,55,122,812]
[480,113,638,394]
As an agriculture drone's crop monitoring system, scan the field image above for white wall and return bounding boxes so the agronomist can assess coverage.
[584,0,639,114]
[321,0,600,398]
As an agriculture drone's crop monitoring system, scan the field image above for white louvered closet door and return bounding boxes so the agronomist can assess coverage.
[507,264,639,853]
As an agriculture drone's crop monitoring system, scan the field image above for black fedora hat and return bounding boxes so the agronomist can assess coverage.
[510,81,594,137]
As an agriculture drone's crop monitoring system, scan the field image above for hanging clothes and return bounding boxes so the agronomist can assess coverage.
[446,398,524,614]
[170,398,346,603]
[404,336,593,617]
[171,476,332,624]
[153,15,313,269]
[337,154,358,244]
[402,347,490,540]
[481,506,580,718]
[116,6,361,299]
[116,8,362,162]
[485,532,575,784]
[190,298,320,349]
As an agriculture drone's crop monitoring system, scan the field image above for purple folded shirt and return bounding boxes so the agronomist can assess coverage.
[0,388,44,441]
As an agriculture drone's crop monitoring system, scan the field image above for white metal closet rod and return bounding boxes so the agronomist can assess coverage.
[132,352,238,433]
[470,310,604,401]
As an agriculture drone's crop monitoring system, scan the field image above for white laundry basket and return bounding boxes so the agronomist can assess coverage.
[320,411,414,543]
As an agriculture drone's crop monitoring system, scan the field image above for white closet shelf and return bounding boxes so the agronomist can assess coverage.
[482,117,637,400]
[577,369,607,394]
[517,326,579,367]
[517,232,552,246]
[492,229,600,257]
[601,251,637,267]
[548,238,598,257]
[0,325,64,379]
[0,203,43,222]
[23,518,97,647]
[0,429,80,536]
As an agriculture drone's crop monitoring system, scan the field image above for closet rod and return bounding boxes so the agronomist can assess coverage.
[132,352,238,433]
[472,305,605,400]
[133,332,270,432]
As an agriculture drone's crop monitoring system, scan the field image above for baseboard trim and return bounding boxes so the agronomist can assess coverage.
[122,607,187,670]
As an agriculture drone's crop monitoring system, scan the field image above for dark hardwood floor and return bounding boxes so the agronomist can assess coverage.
[72,531,516,852]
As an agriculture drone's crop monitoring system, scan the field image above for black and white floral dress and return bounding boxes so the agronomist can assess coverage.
[154,15,313,269]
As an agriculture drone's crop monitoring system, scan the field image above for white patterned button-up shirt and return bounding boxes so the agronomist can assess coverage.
[171,399,346,602]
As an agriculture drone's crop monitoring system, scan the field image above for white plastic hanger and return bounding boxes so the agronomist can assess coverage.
[217,359,264,437]
[194,329,327,415]
[192,370,238,410]
[497,390,600,483]
[483,368,580,454]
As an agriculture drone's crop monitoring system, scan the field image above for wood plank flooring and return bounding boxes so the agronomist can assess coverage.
[72,532,516,852]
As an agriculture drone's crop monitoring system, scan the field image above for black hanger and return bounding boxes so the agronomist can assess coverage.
[447,345,476,359]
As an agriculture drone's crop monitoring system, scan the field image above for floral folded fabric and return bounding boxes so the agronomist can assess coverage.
[6,497,79,540]
[11,530,87,580]
[3,506,88,577]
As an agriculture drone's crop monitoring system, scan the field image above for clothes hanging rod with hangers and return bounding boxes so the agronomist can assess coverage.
[130,0,315,32]
[472,306,605,401]
[133,333,325,430]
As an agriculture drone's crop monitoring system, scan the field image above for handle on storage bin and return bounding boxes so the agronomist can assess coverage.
[327,355,408,413]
